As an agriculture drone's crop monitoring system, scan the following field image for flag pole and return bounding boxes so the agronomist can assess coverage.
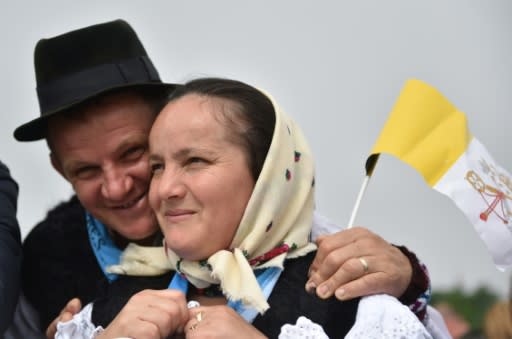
[347,154,379,228]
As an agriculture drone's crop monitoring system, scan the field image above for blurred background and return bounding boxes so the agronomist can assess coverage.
[2,1,511,334]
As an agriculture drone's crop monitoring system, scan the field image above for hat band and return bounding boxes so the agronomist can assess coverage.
[36,56,161,114]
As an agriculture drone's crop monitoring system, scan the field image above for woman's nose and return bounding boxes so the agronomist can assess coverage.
[158,167,187,200]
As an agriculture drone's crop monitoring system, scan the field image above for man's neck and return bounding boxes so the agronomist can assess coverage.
[109,230,163,249]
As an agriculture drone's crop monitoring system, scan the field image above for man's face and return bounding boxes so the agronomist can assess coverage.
[48,92,158,241]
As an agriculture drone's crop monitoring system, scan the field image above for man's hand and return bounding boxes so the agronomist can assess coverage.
[46,298,82,338]
[306,227,412,301]
[97,289,189,339]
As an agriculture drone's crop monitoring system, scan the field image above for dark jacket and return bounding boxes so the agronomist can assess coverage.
[253,251,359,338]
[0,161,22,334]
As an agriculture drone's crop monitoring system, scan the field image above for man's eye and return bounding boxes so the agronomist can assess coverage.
[123,147,145,161]
[74,166,99,179]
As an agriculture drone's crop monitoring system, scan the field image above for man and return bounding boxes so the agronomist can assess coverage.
[0,161,22,335]
[14,19,427,337]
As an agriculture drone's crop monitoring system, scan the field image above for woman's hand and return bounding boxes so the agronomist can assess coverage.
[97,289,189,339]
[185,306,267,339]
[307,227,412,300]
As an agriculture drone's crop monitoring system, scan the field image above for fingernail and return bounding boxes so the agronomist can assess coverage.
[317,284,329,298]
[335,288,346,300]
[305,280,317,294]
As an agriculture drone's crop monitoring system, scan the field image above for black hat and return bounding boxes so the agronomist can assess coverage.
[14,19,176,141]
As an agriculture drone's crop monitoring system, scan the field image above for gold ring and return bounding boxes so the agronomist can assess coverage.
[359,257,369,273]
[196,311,204,322]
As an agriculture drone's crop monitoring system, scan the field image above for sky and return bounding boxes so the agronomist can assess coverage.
[2,1,511,298]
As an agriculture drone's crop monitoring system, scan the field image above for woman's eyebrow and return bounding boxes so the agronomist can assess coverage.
[173,148,217,159]
[148,154,162,163]
[149,147,218,162]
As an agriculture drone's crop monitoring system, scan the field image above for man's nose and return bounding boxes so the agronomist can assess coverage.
[101,167,133,201]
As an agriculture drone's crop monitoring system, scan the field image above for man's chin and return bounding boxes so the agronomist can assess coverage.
[109,219,160,245]
[123,226,159,240]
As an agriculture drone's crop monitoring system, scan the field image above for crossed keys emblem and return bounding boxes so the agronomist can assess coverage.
[465,170,512,224]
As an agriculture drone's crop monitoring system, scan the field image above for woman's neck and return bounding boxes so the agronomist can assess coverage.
[189,292,227,306]
[188,284,228,306]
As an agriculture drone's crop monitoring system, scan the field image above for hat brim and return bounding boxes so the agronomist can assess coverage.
[14,82,176,142]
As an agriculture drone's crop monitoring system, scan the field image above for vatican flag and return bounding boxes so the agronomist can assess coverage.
[368,79,512,270]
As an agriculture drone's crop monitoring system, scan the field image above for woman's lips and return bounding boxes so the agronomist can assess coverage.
[164,209,195,222]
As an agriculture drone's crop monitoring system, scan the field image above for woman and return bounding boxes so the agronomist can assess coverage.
[55,78,439,338]
[146,78,354,338]
[142,78,433,338]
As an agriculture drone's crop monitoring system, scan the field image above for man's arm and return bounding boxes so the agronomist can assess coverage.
[0,161,22,334]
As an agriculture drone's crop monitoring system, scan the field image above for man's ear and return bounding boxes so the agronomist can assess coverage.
[50,152,67,180]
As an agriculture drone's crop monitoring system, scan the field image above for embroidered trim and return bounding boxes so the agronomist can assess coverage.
[395,245,431,321]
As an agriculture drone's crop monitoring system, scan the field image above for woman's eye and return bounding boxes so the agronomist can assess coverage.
[184,157,207,166]
[188,157,204,164]
[150,163,163,174]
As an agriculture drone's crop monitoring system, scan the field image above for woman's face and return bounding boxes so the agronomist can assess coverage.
[148,94,255,261]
